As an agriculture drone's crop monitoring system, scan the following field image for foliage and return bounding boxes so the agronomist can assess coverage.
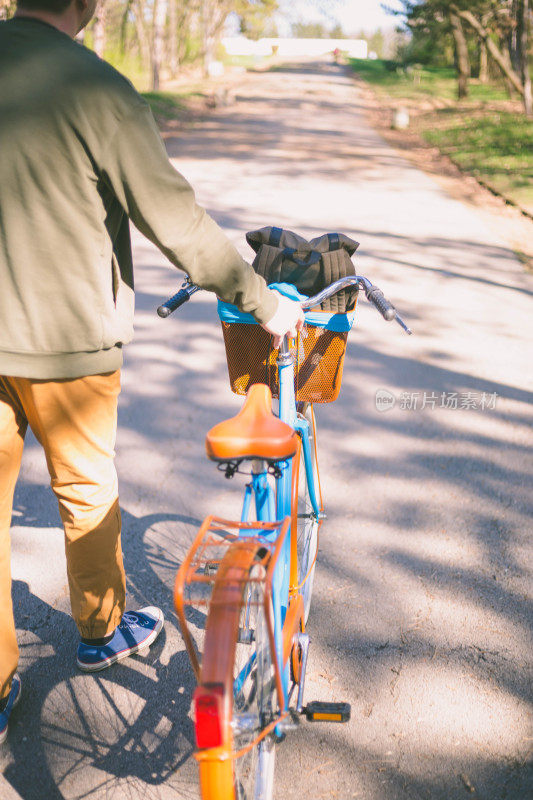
[3,0,278,89]
[388,1,455,66]
[350,57,533,210]
[387,1,532,112]
[0,0,15,19]
[367,28,386,58]
[291,20,329,38]
[291,19,353,39]
[330,23,345,38]
[236,0,277,40]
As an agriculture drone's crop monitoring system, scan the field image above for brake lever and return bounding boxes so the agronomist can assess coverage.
[394,313,412,335]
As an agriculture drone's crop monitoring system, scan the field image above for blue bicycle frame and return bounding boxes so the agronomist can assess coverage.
[237,334,321,713]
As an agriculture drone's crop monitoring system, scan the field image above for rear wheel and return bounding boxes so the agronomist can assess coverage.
[233,565,276,800]
[198,545,277,800]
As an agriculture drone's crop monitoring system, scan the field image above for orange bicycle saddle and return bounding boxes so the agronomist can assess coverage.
[205,384,298,463]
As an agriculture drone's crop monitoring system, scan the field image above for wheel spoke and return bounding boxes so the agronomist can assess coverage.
[232,577,276,799]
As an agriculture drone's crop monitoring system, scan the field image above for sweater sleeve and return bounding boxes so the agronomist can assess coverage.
[99,102,277,324]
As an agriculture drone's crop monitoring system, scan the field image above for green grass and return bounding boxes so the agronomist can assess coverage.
[349,58,510,103]
[424,111,533,210]
[351,58,456,100]
[350,58,533,212]
[141,91,198,120]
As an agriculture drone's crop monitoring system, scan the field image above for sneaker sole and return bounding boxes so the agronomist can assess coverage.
[0,675,22,745]
[76,611,164,673]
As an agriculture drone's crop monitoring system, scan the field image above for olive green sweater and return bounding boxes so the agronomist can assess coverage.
[0,17,276,379]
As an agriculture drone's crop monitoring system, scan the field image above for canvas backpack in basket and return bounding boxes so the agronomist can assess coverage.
[246,226,360,313]
[218,227,360,403]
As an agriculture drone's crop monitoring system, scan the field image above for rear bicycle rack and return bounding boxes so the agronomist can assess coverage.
[174,515,290,681]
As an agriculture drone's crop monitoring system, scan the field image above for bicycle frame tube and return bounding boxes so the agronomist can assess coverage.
[278,337,320,519]
[234,336,322,717]
[248,460,289,703]
[271,336,321,708]
[277,338,298,429]
[241,482,253,523]
[252,461,276,522]
[237,465,288,711]
[277,338,298,644]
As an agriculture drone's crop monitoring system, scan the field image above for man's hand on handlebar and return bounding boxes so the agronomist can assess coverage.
[260,292,305,348]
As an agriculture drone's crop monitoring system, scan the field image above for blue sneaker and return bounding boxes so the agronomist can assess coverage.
[0,674,21,745]
[76,607,164,672]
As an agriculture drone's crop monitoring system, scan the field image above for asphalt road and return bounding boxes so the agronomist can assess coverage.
[2,60,532,800]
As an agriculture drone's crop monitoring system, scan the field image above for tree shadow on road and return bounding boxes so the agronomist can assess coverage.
[127,271,533,799]
[4,270,532,799]
[5,56,533,797]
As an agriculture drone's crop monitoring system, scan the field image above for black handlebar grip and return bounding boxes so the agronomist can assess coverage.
[366,286,396,321]
[157,289,191,318]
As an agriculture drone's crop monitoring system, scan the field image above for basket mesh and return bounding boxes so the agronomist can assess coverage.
[221,321,348,403]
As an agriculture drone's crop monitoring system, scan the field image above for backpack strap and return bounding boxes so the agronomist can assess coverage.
[327,232,340,250]
[283,248,322,268]
[268,227,283,248]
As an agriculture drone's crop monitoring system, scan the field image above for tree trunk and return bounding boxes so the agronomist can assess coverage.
[201,0,231,78]
[92,0,107,59]
[479,40,488,82]
[519,0,532,116]
[453,6,525,96]
[501,36,517,96]
[478,13,490,82]
[510,0,520,72]
[152,0,168,91]
[450,11,470,99]
[120,0,133,55]
[133,0,152,72]
[202,0,212,78]
[168,0,179,78]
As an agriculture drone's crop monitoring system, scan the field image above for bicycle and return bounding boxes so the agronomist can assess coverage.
[158,268,410,800]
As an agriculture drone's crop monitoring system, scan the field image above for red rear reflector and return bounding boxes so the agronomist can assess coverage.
[193,684,224,749]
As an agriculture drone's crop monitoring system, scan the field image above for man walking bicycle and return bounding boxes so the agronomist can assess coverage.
[0,0,303,742]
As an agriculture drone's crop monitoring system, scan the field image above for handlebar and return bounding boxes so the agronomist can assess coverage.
[300,275,411,334]
[158,275,411,334]
[157,283,200,317]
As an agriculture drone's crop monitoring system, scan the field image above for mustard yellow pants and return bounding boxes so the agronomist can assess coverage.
[0,371,126,701]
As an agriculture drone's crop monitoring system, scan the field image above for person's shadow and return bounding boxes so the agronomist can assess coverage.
[3,495,200,800]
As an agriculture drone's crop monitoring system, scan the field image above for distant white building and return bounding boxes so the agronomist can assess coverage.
[222,36,368,59]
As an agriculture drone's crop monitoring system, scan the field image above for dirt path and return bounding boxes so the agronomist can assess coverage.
[2,60,532,800]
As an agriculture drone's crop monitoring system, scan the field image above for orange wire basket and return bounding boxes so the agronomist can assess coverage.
[221,311,354,403]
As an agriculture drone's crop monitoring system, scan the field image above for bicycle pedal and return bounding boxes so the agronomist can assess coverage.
[303,701,351,723]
